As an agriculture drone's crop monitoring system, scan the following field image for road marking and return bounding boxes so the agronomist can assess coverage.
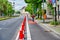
[26,16,31,40]
[15,16,31,40]
[15,32,19,40]
[0,28,2,30]
[15,16,26,40]
[15,22,23,40]
[0,28,8,30]
[39,23,60,39]
[43,24,60,37]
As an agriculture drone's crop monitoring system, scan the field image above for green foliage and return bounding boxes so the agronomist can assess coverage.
[24,0,46,4]
[0,17,11,21]
[50,21,60,25]
[24,0,31,3]
[25,0,43,12]
[25,4,33,15]
[0,0,14,16]
[47,3,54,16]
[16,11,20,14]
[25,0,46,18]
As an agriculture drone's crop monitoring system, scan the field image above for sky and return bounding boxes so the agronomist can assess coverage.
[8,0,27,11]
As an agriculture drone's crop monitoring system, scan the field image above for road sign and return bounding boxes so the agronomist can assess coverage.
[52,0,56,4]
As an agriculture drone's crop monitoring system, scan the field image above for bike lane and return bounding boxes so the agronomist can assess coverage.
[28,18,60,40]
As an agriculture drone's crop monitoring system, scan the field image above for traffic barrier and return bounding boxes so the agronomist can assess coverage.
[19,30,24,39]
[19,16,26,40]
[21,24,25,32]
[24,16,26,24]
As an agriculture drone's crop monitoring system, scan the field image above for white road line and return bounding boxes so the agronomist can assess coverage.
[0,28,2,30]
[15,22,23,40]
[43,24,60,39]
[38,23,60,39]
[15,16,31,40]
[15,32,19,40]
[0,28,8,30]
[26,16,31,40]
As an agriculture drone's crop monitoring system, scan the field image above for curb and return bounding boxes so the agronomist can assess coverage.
[42,24,60,35]
[35,20,60,38]
[26,16,31,40]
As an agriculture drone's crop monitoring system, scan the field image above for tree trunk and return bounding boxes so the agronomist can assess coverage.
[38,13,39,18]
[0,11,2,16]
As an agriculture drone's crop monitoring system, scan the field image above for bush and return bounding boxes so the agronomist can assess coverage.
[50,21,60,25]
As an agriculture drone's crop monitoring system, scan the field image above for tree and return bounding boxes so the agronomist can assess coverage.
[0,0,3,16]
[0,0,14,16]
[25,0,46,18]
[25,4,33,15]
[47,3,54,15]
[25,0,41,14]
[7,2,13,16]
[25,0,43,3]
[16,11,20,14]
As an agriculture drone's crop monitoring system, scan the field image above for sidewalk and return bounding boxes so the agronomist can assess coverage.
[35,19,60,37]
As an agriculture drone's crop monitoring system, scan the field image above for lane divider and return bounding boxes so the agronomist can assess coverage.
[15,16,26,40]
[16,16,31,40]
[19,16,26,40]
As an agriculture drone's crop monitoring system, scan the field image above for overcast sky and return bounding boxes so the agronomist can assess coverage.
[8,0,27,11]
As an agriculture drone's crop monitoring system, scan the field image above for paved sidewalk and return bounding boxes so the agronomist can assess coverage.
[28,18,60,40]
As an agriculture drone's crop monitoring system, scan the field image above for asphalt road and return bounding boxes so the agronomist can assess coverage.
[28,18,60,40]
[0,16,24,40]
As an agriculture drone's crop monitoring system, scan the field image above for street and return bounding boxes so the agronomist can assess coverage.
[0,0,60,40]
[28,17,60,40]
[0,15,60,40]
[0,16,24,40]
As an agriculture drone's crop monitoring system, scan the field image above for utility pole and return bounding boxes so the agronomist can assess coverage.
[43,0,45,22]
[54,6,57,21]
[58,5,59,19]
[52,0,57,22]
[57,0,59,19]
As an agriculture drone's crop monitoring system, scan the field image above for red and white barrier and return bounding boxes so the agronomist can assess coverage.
[15,16,26,40]
[19,16,26,40]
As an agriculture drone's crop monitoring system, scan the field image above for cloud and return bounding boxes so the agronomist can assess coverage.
[8,0,27,11]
